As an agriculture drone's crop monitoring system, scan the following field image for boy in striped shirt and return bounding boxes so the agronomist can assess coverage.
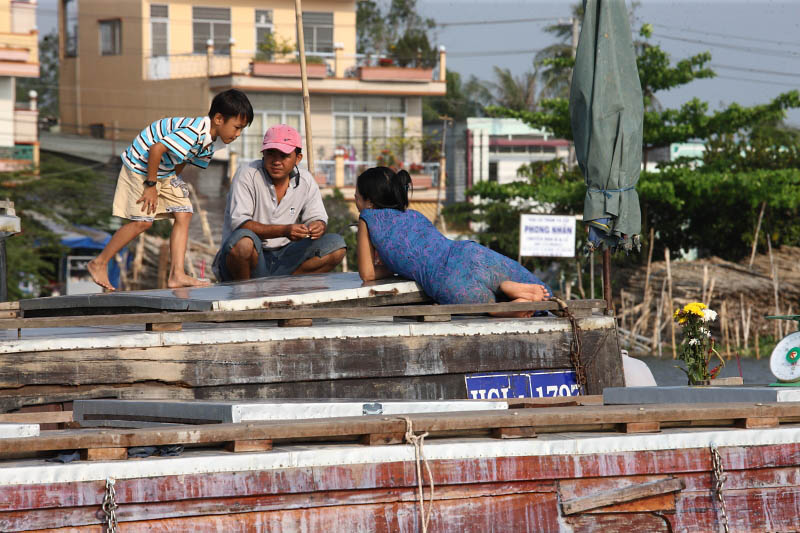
[88,89,253,291]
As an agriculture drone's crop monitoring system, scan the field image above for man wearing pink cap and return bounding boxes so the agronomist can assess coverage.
[213,124,345,280]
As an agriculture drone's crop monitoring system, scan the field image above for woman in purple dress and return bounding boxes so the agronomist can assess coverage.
[356,167,552,317]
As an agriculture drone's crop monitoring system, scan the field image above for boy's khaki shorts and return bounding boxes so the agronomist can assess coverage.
[112,165,194,222]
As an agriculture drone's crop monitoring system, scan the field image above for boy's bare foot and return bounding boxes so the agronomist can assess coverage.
[87,259,115,291]
[167,274,211,289]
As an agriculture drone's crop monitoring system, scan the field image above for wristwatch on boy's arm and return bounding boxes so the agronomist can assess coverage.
[143,179,158,187]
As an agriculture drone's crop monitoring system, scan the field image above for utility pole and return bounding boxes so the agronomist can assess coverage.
[434,115,453,232]
[571,16,580,58]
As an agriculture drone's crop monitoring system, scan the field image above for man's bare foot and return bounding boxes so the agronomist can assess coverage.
[87,259,115,291]
[167,273,211,289]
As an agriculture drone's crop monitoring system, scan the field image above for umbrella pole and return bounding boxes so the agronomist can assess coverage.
[294,0,314,174]
[603,249,612,313]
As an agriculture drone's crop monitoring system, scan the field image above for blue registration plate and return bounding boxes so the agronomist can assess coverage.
[465,370,580,399]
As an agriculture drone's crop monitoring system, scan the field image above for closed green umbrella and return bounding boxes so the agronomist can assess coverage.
[570,0,643,253]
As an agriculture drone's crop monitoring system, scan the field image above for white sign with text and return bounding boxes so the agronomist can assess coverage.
[519,214,576,257]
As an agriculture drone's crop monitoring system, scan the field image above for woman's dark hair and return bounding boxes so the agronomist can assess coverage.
[356,166,412,211]
[208,89,254,125]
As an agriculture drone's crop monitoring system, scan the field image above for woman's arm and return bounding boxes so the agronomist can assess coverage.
[357,219,393,281]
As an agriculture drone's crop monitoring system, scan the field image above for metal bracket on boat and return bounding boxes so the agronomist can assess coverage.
[362,402,383,415]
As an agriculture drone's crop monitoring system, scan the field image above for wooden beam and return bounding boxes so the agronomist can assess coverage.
[225,439,273,453]
[0,411,73,424]
[491,426,537,439]
[737,417,779,429]
[1,402,798,456]
[0,299,608,330]
[561,477,685,515]
[618,421,661,433]
[360,432,405,445]
[146,322,183,332]
[80,447,127,461]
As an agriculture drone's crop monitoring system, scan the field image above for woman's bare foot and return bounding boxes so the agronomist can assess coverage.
[167,273,211,289]
[87,259,115,291]
[499,280,550,302]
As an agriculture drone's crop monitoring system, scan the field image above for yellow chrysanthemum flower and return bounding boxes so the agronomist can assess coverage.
[683,302,707,317]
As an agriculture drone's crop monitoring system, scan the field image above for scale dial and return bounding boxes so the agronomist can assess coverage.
[770,331,800,382]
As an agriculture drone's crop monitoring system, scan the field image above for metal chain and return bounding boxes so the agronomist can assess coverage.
[102,477,119,533]
[710,445,730,533]
[552,297,587,394]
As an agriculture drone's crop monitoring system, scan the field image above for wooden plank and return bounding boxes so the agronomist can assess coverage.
[418,314,451,322]
[0,299,607,330]
[565,513,673,532]
[0,481,556,529]
[0,311,18,319]
[277,318,313,328]
[0,301,19,311]
[737,416,779,429]
[0,411,73,424]
[0,325,613,391]
[0,491,562,532]
[80,447,127,461]
[225,439,272,453]
[491,426,536,439]
[359,432,405,446]
[2,402,800,455]
[146,322,183,332]
[618,421,661,433]
[561,477,685,515]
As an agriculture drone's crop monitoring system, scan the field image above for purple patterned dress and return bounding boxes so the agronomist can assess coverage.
[359,208,552,304]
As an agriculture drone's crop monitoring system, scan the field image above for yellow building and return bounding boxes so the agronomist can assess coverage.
[57,0,446,186]
[0,0,39,171]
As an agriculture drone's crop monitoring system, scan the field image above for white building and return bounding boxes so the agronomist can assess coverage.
[0,0,39,171]
[466,117,569,186]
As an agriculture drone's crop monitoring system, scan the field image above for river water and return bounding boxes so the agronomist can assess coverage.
[637,356,775,386]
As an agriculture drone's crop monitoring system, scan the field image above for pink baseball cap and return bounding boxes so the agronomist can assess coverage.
[261,124,302,154]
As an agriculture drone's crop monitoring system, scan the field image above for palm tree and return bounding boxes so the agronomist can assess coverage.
[486,66,538,112]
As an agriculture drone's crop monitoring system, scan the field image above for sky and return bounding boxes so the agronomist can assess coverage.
[36,0,800,126]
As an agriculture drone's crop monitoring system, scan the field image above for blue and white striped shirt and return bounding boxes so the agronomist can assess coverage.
[121,116,217,178]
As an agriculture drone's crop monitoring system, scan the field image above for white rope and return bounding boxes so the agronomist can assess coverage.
[400,416,435,533]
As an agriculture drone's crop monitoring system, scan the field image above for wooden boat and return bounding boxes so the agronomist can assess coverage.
[0,398,799,531]
[0,273,623,412]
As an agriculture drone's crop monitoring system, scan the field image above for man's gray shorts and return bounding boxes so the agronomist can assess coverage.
[214,228,346,281]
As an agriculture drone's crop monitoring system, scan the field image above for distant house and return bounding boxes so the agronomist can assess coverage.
[56,0,446,189]
[0,0,39,172]
[466,117,570,186]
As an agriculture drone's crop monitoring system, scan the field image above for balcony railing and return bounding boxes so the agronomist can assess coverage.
[314,160,440,188]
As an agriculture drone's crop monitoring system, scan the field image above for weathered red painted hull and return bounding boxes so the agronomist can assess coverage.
[2,441,800,532]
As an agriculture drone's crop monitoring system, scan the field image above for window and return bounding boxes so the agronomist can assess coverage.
[99,19,121,56]
[240,93,303,159]
[193,7,231,55]
[333,96,406,162]
[150,4,168,57]
[488,162,498,182]
[64,0,78,57]
[302,11,333,54]
[255,9,273,53]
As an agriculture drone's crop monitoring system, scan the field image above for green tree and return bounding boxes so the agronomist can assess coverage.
[15,31,59,119]
[457,20,800,263]
[356,0,437,67]
[485,66,539,112]
[322,188,357,270]
[0,154,113,298]
[423,71,491,122]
